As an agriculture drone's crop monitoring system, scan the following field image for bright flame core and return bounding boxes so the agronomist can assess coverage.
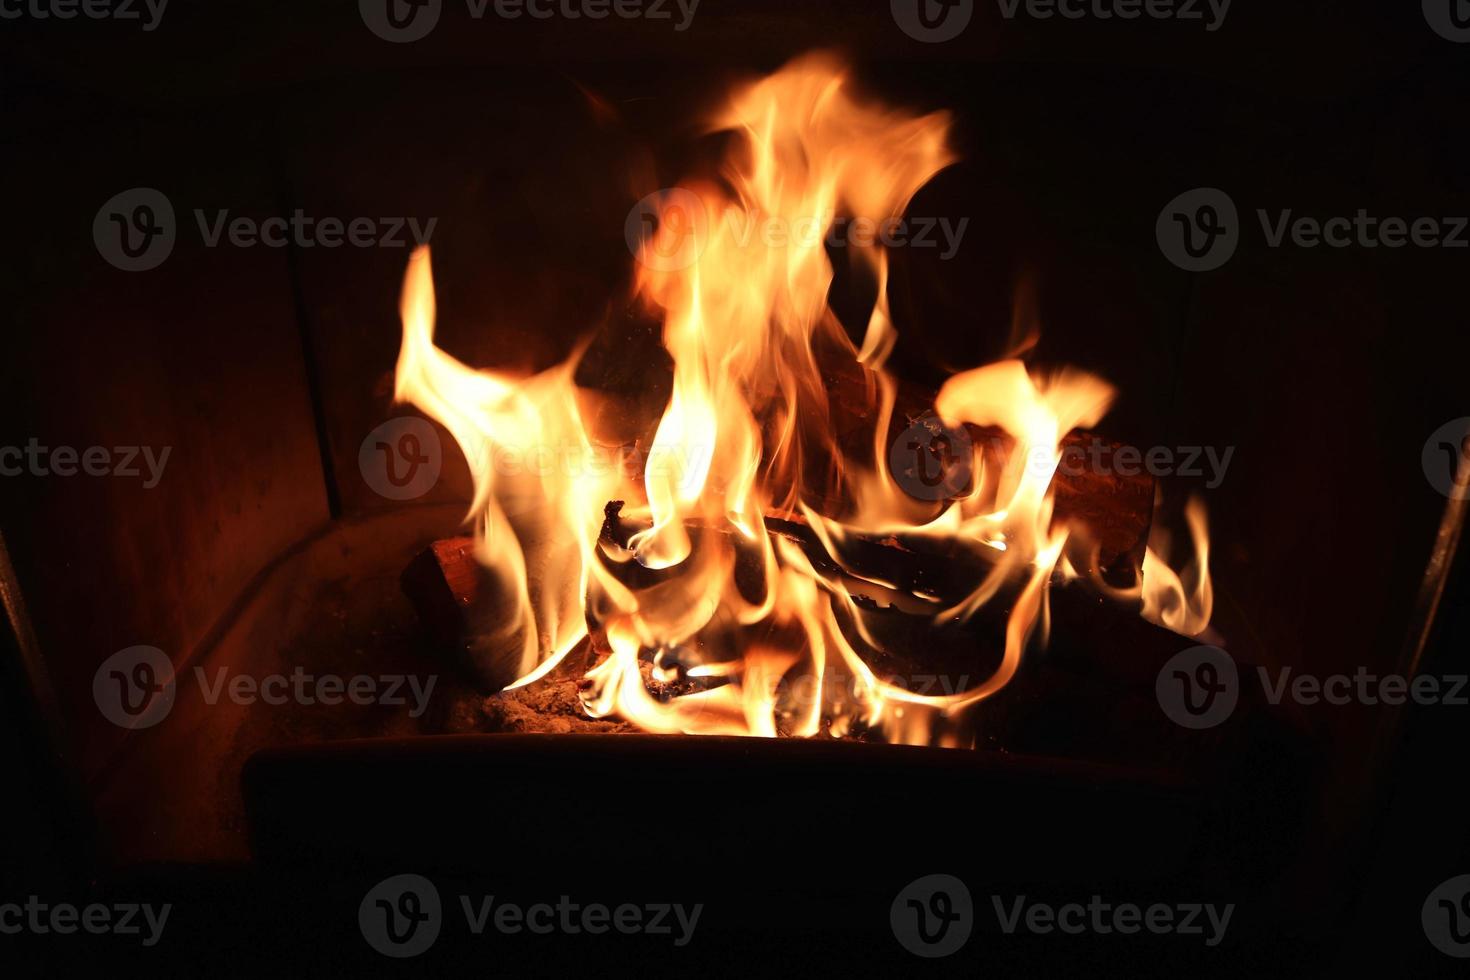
[393,55,1214,746]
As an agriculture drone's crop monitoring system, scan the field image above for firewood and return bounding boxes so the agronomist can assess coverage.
[401,536,523,692]
[599,357,1153,583]
[405,490,1130,704]
[400,537,481,652]
[404,519,1255,772]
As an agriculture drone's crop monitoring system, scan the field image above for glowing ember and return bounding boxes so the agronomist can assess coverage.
[393,53,1214,746]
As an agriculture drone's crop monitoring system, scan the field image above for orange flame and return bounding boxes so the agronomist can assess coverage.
[393,54,1214,746]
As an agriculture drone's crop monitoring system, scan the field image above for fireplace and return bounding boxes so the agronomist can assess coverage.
[2,1,1468,972]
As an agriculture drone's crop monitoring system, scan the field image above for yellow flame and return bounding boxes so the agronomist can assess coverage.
[1141,496,1214,636]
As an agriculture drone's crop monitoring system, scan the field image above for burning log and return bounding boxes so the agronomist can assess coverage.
[404,479,1139,701]
[401,522,1262,776]
[400,513,987,696]
[400,537,482,658]
[594,354,1154,584]
[594,499,997,609]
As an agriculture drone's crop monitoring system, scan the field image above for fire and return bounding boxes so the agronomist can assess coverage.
[1140,496,1214,636]
[393,54,1215,746]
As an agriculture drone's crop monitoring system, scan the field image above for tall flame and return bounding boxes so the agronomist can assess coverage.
[393,54,1214,746]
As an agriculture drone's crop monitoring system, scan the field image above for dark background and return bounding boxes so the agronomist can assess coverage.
[1,0,1468,974]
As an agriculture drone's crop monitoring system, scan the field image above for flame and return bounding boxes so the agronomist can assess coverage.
[1140,496,1214,636]
[392,54,1215,746]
